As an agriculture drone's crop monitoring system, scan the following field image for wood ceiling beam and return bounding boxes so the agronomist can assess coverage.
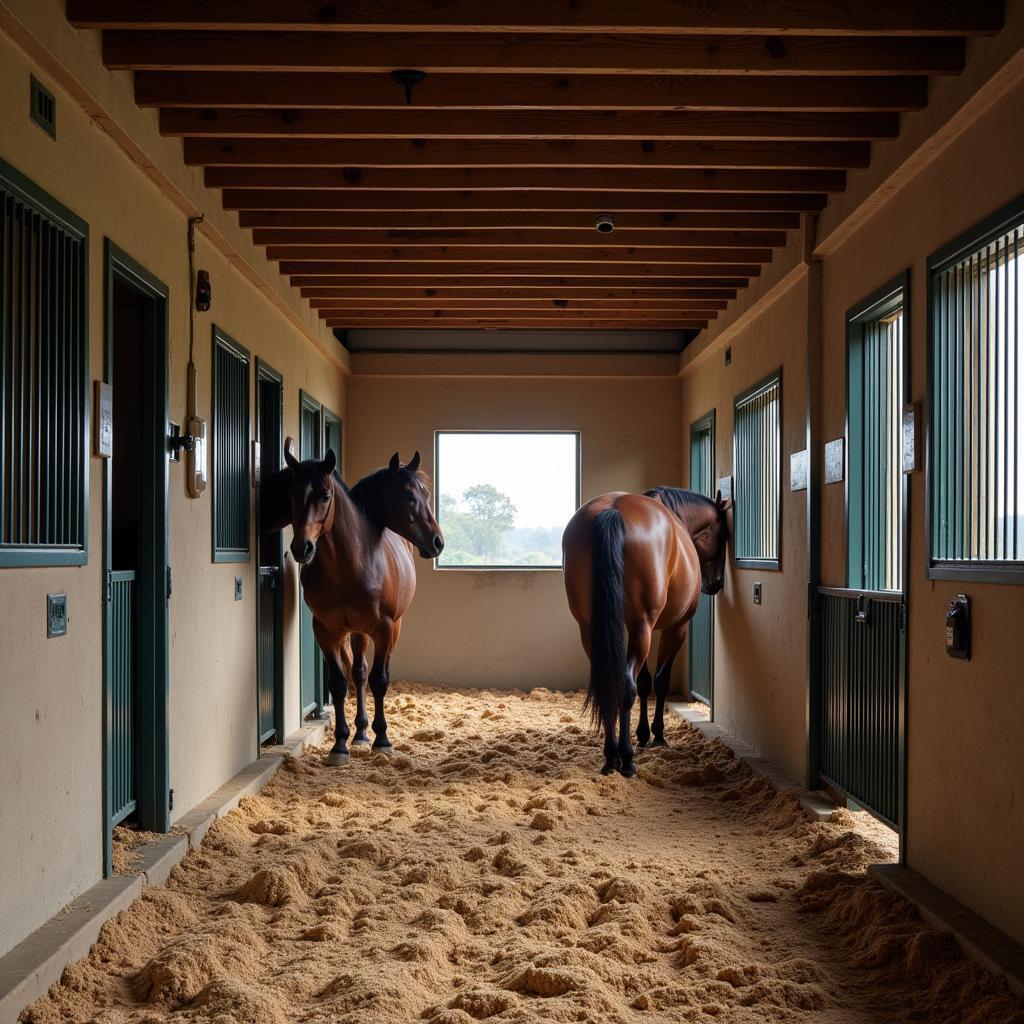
[240,211,800,231]
[283,262,760,278]
[185,139,869,170]
[135,72,930,112]
[103,31,966,77]
[300,286,739,299]
[308,298,728,311]
[326,318,709,329]
[270,245,771,264]
[212,169,842,196]
[252,229,788,248]
[291,275,749,288]
[71,0,1002,35]
[162,108,899,142]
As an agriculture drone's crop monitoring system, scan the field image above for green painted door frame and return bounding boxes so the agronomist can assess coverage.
[688,410,716,711]
[256,358,286,745]
[298,389,324,720]
[102,240,170,877]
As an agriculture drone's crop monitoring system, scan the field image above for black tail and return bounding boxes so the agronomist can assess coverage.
[584,508,626,731]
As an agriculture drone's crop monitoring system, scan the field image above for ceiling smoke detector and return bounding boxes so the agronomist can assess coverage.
[595,213,616,234]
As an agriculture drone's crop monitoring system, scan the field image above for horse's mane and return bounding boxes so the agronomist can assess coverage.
[644,486,717,519]
[347,465,431,518]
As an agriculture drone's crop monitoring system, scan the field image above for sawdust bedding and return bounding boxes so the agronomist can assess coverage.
[22,684,1024,1024]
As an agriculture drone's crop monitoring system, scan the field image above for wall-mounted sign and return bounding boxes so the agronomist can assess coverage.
[790,449,809,492]
[94,381,112,458]
[824,438,845,485]
[716,475,733,500]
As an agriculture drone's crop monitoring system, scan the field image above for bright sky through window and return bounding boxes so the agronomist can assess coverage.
[435,432,579,568]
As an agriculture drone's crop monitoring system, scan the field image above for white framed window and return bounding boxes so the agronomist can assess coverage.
[434,431,580,569]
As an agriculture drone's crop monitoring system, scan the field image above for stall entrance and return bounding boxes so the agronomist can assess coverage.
[256,360,285,744]
[102,242,170,875]
[815,275,909,848]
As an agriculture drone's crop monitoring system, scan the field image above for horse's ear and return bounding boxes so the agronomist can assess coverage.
[284,436,300,471]
[388,452,401,472]
[407,450,421,472]
[322,448,336,474]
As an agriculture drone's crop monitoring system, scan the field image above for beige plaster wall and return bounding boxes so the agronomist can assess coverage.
[818,79,1024,946]
[346,356,681,691]
[0,30,346,958]
[679,280,810,784]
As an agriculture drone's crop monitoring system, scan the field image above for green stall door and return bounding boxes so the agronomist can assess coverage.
[688,412,715,707]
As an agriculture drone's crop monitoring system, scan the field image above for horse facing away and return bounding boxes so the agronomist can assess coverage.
[262,445,444,765]
[562,487,731,778]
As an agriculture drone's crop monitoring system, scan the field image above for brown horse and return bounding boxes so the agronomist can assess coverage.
[264,445,444,765]
[562,487,731,778]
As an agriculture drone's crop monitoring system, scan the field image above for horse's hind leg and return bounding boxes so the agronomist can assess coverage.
[635,663,653,748]
[651,625,687,747]
[349,633,371,747]
[368,619,397,754]
[618,624,652,778]
[314,621,351,767]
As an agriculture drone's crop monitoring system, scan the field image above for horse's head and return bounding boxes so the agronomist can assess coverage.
[365,451,445,559]
[283,442,337,565]
[690,491,733,596]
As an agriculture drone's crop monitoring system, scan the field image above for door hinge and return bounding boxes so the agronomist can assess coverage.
[105,571,112,603]
[169,788,174,811]
[166,566,172,602]
[899,601,908,634]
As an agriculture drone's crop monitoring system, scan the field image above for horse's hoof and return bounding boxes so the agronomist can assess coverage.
[372,743,394,757]
[650,737,669,749]
[351,737,371,748]
[325,750,349,767]
[636,736,649,749]
[599,761,618,776]
[618,763,637,779]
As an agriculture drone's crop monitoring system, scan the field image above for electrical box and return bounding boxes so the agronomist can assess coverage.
[945,594,970,661]
[47,593,67,637]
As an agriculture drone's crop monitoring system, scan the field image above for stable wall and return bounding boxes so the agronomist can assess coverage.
[679,270,810,785]
[818,76,1024,947]
[0,26,346,959]
[346,353,681,691]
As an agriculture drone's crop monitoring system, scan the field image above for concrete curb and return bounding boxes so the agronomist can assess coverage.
[869,863,1024,997]
[0,713,333,1024]
[667,701,836,821]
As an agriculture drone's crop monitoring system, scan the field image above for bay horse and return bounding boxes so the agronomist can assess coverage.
[262,444,444,765]
[562,487,731,778]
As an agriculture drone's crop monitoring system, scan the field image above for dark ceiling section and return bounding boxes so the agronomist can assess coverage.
[68,1,1001,337]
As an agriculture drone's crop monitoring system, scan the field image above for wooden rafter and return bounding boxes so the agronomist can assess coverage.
[68,0,1002,36]
[103,31,966,76]
[135,72,929,112]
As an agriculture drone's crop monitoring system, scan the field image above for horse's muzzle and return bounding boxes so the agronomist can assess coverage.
[702,579,723,596]
[290,538,316,565]
[418,534,444,559]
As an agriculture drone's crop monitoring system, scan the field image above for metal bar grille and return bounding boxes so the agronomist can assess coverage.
[849,304,904,591]
[733,373,781,566]
[819,590,903,828]
[257,566,276,742]
[930,213,1023,571]
[212,330,250,559]
[0,172,87,565]
[688,413,715,705]
[110,569,137,825]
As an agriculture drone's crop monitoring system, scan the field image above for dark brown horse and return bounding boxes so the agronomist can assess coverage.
[263,445,443,765]
[562,487,731,778]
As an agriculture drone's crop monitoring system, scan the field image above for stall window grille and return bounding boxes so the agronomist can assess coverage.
[212,328,250,562]
[848,283,906,592]
[928,197,1024,582]
[1,160,88,566]
[733,372,781,569]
